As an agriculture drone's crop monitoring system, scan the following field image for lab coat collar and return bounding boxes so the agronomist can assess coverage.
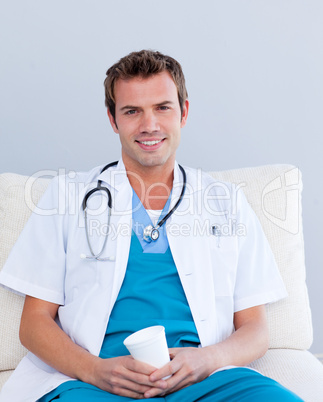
[96,159,128,191]
[79,160,191,220]
[93,159,184,217]
[96,159,184,197]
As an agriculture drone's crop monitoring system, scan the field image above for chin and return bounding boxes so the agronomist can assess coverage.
[139,157,169,168]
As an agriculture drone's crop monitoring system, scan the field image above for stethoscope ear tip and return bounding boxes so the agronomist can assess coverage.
[80,254,87,259]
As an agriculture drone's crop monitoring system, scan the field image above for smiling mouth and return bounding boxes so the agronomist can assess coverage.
[136,139,164,146]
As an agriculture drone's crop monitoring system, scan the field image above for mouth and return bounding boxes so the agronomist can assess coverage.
[135,138,165,150]
[136,139,164,146]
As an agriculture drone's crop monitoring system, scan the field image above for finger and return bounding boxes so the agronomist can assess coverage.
[149,359,180,382]
[109,385,146,399]
[144,387,167,399]
[144,373,186,399]
[100,374,149,399]
[125,357,159,377]
[112,377,167,399]
[127,371,168,390]
[149,362,196,396]
[168,348,181,359]
[112,377,151,394]
[120,359,168,389]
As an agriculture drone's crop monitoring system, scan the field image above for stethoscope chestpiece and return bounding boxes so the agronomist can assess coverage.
[143,225,160,243]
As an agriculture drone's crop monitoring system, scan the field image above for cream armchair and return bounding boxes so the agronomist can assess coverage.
[1,165,323,401]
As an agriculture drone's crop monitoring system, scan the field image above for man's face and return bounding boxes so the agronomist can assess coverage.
[108,71,189,174]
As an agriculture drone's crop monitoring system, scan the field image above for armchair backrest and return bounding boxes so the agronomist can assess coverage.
[209,164,312,350]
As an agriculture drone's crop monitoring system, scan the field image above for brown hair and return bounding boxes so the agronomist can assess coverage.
[104,50,188,122]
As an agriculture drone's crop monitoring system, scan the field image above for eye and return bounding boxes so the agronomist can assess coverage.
[125,109,137,115]
[158,106,170,111]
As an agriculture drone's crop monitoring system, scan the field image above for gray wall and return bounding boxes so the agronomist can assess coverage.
[1,1,322,353]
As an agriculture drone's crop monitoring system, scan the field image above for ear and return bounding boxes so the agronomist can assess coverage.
[180,99,189,128]
[107,109,119,133]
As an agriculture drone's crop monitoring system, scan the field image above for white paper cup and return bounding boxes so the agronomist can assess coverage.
[123,325,170,369]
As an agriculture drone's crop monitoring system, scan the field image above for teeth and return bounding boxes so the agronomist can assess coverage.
[139,140,162,146]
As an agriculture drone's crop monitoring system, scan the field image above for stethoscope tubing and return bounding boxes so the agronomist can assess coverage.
[155,165,186,230]
[82,161,118,212]
[81,161,186,260]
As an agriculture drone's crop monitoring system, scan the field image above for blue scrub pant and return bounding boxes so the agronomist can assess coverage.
[44,368,303,401]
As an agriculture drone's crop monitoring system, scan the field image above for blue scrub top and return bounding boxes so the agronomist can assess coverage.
[98,188,200,357]
[100,231,200,360]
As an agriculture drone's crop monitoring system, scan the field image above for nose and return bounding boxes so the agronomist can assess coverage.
[139,111,160,133]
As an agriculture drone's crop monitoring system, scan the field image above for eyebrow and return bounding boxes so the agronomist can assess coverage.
[154,100,175,107]
[119,100,175,112]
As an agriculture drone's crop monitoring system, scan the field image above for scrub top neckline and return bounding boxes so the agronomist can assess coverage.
[132,189,172,254]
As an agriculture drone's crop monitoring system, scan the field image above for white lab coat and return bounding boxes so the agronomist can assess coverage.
[0,160,287,402]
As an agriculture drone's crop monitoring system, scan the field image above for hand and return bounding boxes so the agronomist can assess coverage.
[89,355,168,399]
[144,347,213,398]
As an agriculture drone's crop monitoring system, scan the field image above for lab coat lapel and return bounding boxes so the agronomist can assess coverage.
[93,161,133,321]
[167,178,218,347]
[106,179,132,314]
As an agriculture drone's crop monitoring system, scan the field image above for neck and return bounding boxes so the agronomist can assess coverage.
[123,160,175,210]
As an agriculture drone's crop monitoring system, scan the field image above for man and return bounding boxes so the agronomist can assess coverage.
[0,50,302,401]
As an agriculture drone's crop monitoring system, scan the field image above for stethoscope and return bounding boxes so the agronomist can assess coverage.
[80,161,186,261]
